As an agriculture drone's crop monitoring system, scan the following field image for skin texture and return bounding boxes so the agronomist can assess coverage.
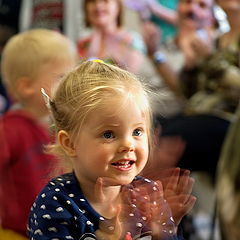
[71,99,148,187]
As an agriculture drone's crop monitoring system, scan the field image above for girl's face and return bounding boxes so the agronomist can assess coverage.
[217,0,240,13]
[70,98,149,187]
[86,0,120,28]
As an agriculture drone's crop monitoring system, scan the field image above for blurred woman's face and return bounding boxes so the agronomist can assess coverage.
[86,0,120,29]
[217,0,240,13]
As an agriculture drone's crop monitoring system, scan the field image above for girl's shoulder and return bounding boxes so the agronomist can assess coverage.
[31,172,83,209]
[40,172,80,197]
[28,173,100,239]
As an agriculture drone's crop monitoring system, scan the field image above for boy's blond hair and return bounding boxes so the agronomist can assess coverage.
[1,29,77,100]
[48,60,152,167]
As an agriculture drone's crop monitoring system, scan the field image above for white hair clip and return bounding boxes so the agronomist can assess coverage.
[41,88,52,110]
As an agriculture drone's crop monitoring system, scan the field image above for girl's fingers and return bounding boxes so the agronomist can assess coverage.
[177,169,190,194]
[168,194,189,206]
[165,168,180,196]
[94,177,105,202]
[112,205,122,232]
[184,176,195,196]
[181,195,197,215]
[154,180,164,197]
[167,194,197,225]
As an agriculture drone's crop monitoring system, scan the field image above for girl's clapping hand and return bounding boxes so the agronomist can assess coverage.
[142,167,196,225]
[94,177,123,240]
[95,207,123,240]
[162,168,196,225]
[124,179,177,239]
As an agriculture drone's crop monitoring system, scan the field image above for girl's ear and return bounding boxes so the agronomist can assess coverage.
[58,130,76,157]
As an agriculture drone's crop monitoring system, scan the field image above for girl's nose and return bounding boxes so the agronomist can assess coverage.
[118,139,135,153]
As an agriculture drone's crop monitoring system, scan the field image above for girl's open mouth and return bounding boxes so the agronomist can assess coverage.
[111,160,135,171]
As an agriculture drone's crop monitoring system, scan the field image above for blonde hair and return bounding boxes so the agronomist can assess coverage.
[1,29,77,100]
[48,60,152,166]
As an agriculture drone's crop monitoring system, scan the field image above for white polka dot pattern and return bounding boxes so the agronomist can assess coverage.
[28,173,180,240]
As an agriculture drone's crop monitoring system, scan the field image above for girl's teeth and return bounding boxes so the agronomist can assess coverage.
[115,164,130,168]
[119,161,129,165]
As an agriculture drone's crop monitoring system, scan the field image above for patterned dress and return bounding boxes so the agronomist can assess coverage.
[28,172,182,240]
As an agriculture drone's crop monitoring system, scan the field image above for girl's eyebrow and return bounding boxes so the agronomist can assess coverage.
[93,123,120,131]
[94,122,145,131]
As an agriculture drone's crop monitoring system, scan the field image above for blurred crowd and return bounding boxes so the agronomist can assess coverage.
[0,0,240,240]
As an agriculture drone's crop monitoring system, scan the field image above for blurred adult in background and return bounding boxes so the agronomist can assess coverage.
[142,0,227,239]
[78,0,177,118]
[143,0,224,179]
[145,0,216,96]
[164,0,240,178]
[78,0,146,74]
[179,0,240,118]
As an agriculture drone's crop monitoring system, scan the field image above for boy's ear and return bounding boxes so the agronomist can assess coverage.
[15,77,35,97]
[58,130,77,157]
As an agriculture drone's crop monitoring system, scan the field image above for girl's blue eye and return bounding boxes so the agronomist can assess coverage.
[133,128,142,136]
[103,131,114,139]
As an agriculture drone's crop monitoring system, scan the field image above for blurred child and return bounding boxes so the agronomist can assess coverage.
[0,29,77,238]
[28,60,195,239]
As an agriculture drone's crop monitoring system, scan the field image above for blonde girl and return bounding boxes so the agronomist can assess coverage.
[28,60,194,240]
